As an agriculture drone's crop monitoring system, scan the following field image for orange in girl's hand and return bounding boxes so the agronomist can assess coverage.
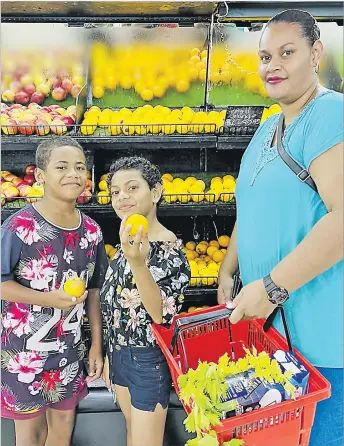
[125,214,148,237]
[64,278,86,298]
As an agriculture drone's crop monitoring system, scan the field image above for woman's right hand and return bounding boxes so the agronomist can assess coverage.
[217,275,234,305]
[102,355,111,391]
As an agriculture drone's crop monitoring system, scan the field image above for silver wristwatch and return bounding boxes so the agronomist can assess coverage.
[263,274,289,305]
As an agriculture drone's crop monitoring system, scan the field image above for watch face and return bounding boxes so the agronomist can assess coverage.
[270,288,289,304]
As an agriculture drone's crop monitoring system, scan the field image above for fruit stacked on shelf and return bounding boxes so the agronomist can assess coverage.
[90,43,209,100]
[1,165,43,204]
[1,103,77,136]
[1,51,84,105]
[93,173,112,205]
[80,106,225,136]
[162,173,236,204]
[89,42,267,100]
[184,235,230,287]
[1,165,93,207]
[260,103,283,124]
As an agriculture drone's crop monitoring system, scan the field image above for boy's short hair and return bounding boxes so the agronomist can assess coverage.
[35,137,84,171]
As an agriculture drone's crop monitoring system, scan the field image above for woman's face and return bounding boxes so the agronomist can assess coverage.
[110,169,161,220]
[258,22,322,104]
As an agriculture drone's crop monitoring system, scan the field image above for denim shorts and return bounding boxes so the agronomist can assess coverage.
[111,346,172,412]
[310,367,343,446]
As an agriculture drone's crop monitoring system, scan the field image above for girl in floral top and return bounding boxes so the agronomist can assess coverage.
[1,137,107,446]
[101,157,190,446]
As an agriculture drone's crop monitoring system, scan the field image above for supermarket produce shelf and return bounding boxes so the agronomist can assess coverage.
[1,200,236,220]
[1,134,252,151]
[2,1,217,22]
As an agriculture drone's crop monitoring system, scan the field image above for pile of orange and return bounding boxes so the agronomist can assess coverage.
[183,235,230,287]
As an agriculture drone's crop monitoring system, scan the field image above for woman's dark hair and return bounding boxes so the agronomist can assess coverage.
[36,137,84,171]
[267,9,320,46]
[107,156,162,190]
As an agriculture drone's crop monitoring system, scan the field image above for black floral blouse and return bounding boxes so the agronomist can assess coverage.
[100,240,191,355]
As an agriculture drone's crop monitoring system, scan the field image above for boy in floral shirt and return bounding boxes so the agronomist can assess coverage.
[1,137,107,446]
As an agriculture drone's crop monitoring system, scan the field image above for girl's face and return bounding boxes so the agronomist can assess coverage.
[258,22,322,104]
[36,146,87,202]
[110,169,161,220]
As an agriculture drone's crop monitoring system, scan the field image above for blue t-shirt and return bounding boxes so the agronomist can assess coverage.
[236,90,344,368]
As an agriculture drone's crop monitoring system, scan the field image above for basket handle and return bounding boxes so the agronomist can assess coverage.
[263,305,293,352]
[170,307,232,353]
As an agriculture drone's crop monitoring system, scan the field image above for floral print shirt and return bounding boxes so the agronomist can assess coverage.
[1,205,107,416]
[100,240,190,356]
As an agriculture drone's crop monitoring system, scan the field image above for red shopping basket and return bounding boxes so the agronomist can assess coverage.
[152,305,331,446]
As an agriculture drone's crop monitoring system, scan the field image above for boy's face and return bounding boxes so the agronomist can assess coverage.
[37,146,87,202]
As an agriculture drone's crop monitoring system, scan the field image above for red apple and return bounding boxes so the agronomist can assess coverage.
[15,91,30,105]
[30,92,45,105]
[51,88,66,102]
[12,177,24,187]
[3,186,19,199]
[36,119,50,136]
[71,84,82,98]
[67,113,76,122]
[19,121,35,135]
[17,181,30,189]
[77,190,92,204]
[50,119,67,135]
[61,115,75,130]
[25,165,36,175]
[49,105,61,111]
[41,106,51,113]
[19,184,33,197]
[24,175,35,185]
[61,78,73,93]
[23,84,36,96]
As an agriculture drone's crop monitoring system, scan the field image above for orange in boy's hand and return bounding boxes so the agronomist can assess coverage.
[125,214,148,237]
[64,278,86,298]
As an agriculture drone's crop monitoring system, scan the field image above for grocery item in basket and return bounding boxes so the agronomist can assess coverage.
[219,351,310,418]
[273,350,310,397]
[219,368,288,418]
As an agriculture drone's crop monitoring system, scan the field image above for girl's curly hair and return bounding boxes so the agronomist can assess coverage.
[107,156,162,190]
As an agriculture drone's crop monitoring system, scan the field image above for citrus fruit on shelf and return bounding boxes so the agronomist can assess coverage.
[64,278,86,298]
[125,214,148,237]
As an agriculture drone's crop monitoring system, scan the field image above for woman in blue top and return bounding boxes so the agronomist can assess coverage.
[218,10,343,446]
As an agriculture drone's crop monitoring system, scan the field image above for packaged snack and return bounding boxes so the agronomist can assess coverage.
[273,350,310,398]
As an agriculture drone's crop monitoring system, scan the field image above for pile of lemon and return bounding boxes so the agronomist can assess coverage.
[162,173,236,204]
[105,243,117,262]
[80,105,225,136]
[90,43,209,100]
[95,173,111,205]
[184,235,230,287]
[90,42,268,100]
[260,104,283,124]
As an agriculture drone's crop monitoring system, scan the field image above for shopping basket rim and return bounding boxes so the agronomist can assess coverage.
[152,306,331,426]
